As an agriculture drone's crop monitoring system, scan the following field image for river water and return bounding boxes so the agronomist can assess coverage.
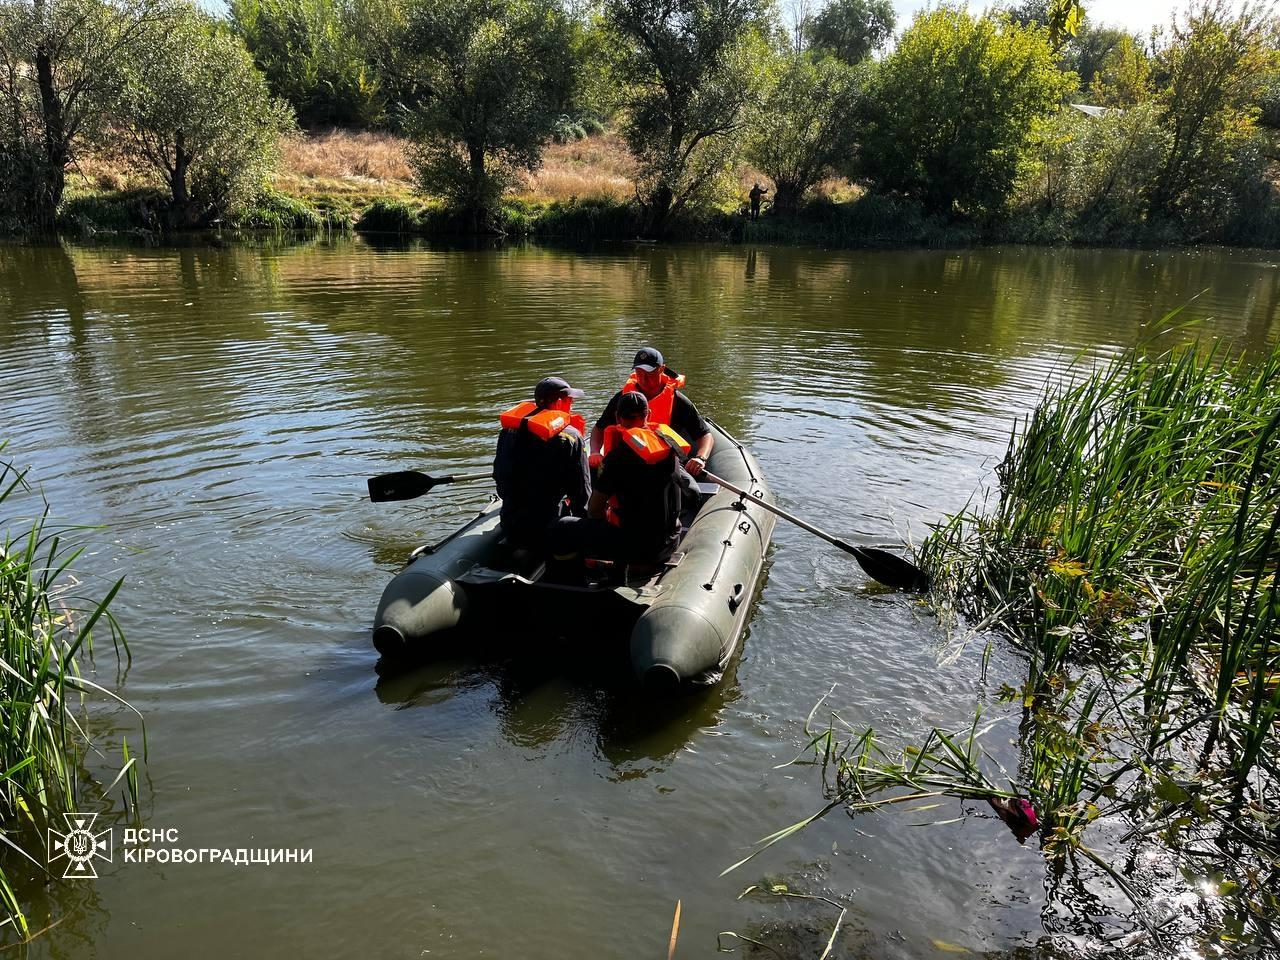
[1,238,1277,959]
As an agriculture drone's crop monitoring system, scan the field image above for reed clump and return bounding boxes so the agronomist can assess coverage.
[0,448,140,940]
[744,332,1280,953]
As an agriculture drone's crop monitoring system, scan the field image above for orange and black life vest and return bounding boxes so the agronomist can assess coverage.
[621,370,686,427]
[601,423,690,463]
[600,424,690,526]
[499,401,586,441]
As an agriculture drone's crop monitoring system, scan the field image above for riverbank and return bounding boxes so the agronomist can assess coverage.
[30,128,1280,249]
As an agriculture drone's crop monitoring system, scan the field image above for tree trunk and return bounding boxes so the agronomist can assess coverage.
[33,36,66,229]
[467,142,485,234]
[772,182,801,217]
[645,184,674,237]
[170,132,192,227]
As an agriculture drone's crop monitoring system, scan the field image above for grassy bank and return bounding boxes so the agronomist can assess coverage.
[0,449,140,940]
[38,127,1280,248]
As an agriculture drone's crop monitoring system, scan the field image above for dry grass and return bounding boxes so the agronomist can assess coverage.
[514,133,637,202]
[66,127,860,215]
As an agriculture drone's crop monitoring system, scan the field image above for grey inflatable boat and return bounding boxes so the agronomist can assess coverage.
[372,420,774,691]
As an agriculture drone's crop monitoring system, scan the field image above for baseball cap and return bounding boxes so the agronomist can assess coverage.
[632,347,664,372]
[534,376,585,403]
[616,391,649,420]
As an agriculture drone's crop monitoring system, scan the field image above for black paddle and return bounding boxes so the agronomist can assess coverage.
[700,470,929,592]
[367,470,491,503]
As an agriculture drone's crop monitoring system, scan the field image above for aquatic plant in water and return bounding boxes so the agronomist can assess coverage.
[736,328,1280,954]
[0,447,141,940]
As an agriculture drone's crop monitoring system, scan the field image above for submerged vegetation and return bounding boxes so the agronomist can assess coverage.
[740,332,1280,953]
[0,449,140,939]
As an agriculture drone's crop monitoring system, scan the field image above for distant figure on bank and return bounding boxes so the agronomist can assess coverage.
[493,376,591,553]
[749,182,769,220]
[555,391,699,567]
[589,347,713,477]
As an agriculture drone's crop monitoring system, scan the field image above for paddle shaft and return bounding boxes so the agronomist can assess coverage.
[433,472,492,486]
[701,470,865,558]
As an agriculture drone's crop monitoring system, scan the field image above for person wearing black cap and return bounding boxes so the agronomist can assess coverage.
[493,376,591,552]
[589,347,713,477]
[554,390,699,567]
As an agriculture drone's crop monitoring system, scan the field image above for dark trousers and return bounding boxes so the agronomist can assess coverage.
[550,516,675,565]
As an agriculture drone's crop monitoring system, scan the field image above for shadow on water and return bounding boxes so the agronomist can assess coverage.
[372,641,743,780]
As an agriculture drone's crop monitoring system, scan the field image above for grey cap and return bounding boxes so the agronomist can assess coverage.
[632,347,663,372]
[616,391,649,420]
[534,376,585,404]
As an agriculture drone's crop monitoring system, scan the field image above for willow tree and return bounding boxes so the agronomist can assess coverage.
[605,0,768,232]
[119,8,294,225]
[0,0,170,227]
[401,0,574,231]
[743,52,863,215]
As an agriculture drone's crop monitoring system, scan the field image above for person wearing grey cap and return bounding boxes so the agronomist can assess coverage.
[589,347,714,476]
[493,376,591,553]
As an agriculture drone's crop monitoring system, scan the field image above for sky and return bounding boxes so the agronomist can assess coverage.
[892,0,1257,35]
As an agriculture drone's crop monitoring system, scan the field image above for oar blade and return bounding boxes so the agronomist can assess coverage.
[852,546,929,592]
[367,470,435,503]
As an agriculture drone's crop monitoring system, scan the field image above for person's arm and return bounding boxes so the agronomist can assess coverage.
[673,460,700,502]
[589,424,605,468]
[590,393,620,467]
[587,490,608,520]
[493,431,513,498]
[565,434,591,517]
[674,394,713,475]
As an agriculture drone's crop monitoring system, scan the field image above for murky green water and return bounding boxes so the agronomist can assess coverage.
[1,238,1277,959]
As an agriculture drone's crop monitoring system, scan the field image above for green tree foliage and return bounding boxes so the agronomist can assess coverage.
[605,0,769,230]
[1018,103,1170,240]
[1087,32,1152,107]
[1149,0,1278,224]
[0,0,170,227]
[802,0,893,65]
[1062,22,1138,93]
[857,8,1076,217]
[119,7,294,224]
[229,0,382,128]
[744,52,862,214]
[400,0,574,229]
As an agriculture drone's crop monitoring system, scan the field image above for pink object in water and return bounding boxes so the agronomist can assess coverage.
[987,796,1040,842]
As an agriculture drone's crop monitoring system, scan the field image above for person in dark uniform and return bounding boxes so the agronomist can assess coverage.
[588,347,713,477]
[555,391,699,567]
[749,182,769,220]
[493,376,591,553]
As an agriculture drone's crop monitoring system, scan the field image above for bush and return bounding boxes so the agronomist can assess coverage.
[229,0,383,127]
[119,7,295,226]
[355,197,423,233]
[857,8,1076,218]
[1014,103,1169,243]
[233,188,325,229]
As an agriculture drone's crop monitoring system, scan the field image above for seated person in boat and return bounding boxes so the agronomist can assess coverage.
[555,391,699,567]
[588,346,713,477]
[493,377,591,552]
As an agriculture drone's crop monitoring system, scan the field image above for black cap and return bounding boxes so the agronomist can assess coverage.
[632,347,663,372]
[616,391,649,420]
[534,376,585,404]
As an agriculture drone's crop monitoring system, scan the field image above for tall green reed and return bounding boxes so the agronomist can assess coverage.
[0,448,141,939]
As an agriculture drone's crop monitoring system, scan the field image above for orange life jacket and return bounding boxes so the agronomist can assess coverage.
[621,370,686,427]
[600,424,691,526]
[499,401,586,441]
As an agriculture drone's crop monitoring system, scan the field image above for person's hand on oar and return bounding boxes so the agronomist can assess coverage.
[699,469,929,592]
